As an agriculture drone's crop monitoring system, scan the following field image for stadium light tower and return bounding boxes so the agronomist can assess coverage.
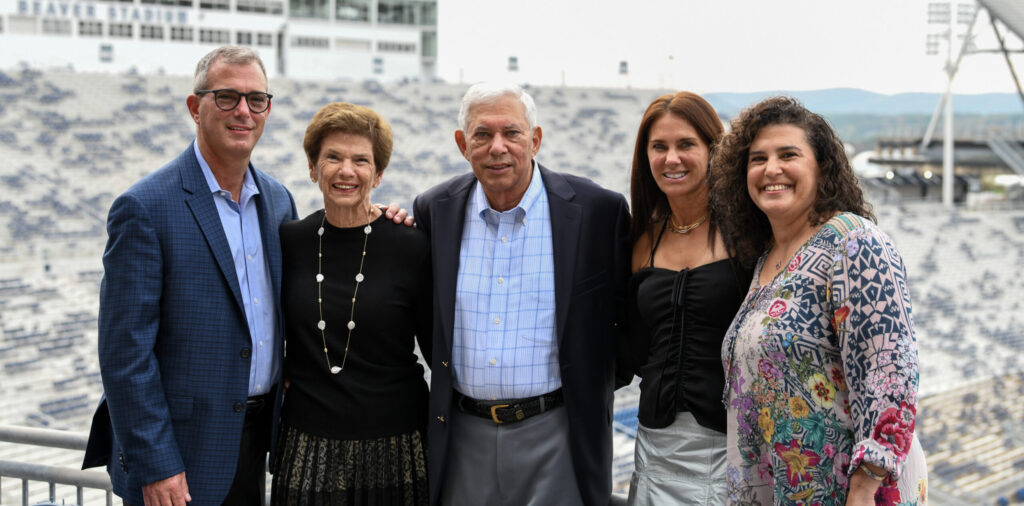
[923,1,979,207]
[618,60,630,89]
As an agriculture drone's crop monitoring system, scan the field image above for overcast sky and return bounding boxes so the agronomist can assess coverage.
[435,0,1023,95]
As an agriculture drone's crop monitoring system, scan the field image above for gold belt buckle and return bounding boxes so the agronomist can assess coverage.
[490,404,509,424]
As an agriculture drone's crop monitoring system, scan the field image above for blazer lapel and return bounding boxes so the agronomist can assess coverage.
[252,166,283,303]
[433,176,474,358]
[179,144,246,313]
[540,166,580,345]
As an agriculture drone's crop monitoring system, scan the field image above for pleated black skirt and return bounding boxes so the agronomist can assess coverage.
[271,422,428,506]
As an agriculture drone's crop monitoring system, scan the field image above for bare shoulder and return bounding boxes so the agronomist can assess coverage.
[631,232,652,273]
[709,229,731,263]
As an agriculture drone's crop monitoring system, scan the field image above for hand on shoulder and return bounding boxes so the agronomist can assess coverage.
[377,202,414,227]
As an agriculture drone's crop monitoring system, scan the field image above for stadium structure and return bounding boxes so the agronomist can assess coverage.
[0,1,1023,505]
[865,0,1024,208]
[0,0,437,81]
[0,67,1022,506]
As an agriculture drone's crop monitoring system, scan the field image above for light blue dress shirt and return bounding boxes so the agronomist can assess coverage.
[453,162,559,401]
[194,142,277,397]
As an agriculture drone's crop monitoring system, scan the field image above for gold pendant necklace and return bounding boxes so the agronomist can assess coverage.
[668,213,707,234]
[315,208,372,374]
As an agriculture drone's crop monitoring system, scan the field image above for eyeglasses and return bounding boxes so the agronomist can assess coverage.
[195,88,273,113]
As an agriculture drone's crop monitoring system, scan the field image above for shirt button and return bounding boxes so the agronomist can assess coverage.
[501,236,508,243]
[240,348,251,358]
[493,317,500,324]
[259,341,264,348]
[253,297,259,304]
[497,277,504,284]
[247,254,253,261]
[489,358,497,365]
[233,402,244,413]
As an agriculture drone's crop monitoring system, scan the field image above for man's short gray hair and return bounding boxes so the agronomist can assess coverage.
[193,45,268,93]
[457,82,538,132]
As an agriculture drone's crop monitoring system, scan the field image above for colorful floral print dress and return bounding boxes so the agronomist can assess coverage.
[722,213,927,505]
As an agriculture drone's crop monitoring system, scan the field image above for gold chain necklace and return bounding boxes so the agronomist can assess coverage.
[668,213,707,234]
[315,208,372,374]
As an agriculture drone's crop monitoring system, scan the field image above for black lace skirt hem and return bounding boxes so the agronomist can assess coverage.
[271,421,428,506]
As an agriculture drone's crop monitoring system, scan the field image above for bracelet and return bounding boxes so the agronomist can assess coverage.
[858,465,887,482]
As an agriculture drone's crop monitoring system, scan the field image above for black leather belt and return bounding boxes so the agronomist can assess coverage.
[245,391,274,418]
[457,389,563,424]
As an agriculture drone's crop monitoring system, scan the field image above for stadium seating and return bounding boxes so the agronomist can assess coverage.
[0,66,1022,504]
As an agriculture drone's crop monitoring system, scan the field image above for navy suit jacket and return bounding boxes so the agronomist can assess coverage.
[82,143,297,505]
[412,165,631,506]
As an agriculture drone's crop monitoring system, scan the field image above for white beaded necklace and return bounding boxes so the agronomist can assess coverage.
[315,208,372,374]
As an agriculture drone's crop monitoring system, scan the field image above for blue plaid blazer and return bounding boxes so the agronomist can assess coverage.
[82,143,297,505]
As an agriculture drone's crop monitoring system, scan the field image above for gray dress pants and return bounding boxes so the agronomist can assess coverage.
[442,404,584,506]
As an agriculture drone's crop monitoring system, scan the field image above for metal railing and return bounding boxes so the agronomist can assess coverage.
[0,425,112,506]
[0,424,630,505]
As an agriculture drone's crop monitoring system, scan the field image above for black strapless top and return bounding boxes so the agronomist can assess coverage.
[619,224,751,432]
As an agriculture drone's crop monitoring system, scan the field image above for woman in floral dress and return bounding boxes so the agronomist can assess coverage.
[709,96,927,505]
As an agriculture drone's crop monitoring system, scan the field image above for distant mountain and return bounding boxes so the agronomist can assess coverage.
[703,88,1024,116]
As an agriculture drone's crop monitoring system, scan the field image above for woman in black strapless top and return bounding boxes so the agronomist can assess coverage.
[618,92,751,505]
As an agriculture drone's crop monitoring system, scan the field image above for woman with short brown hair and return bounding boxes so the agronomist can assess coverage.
[273,102,431,506]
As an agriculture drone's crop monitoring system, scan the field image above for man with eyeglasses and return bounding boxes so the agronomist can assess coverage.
[83,45,296,506]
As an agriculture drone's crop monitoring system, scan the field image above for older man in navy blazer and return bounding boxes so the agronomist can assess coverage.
[413,83,630,505]
[83,46,297,505]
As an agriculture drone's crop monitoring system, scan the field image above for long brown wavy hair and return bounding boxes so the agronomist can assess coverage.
[709,96,874,268]
[629,91,724,247]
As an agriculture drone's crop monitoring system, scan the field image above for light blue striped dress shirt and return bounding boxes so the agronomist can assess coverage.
[194,142,277,396]
[453,162,559,401]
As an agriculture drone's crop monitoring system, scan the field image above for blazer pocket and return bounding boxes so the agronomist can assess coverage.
[166,394,193,421]
[572,270,608,297]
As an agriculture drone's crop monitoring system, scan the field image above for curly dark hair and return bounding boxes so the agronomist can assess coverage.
[708,96,874,268]
[629,91,724,246]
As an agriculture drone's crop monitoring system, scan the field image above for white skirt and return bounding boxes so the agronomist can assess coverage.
[627,412,726,506]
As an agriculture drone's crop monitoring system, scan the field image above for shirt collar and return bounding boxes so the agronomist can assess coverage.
[471,160,543,223]
[193,140,259,200]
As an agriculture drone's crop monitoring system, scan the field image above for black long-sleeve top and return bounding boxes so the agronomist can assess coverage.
[279,210,432,440]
